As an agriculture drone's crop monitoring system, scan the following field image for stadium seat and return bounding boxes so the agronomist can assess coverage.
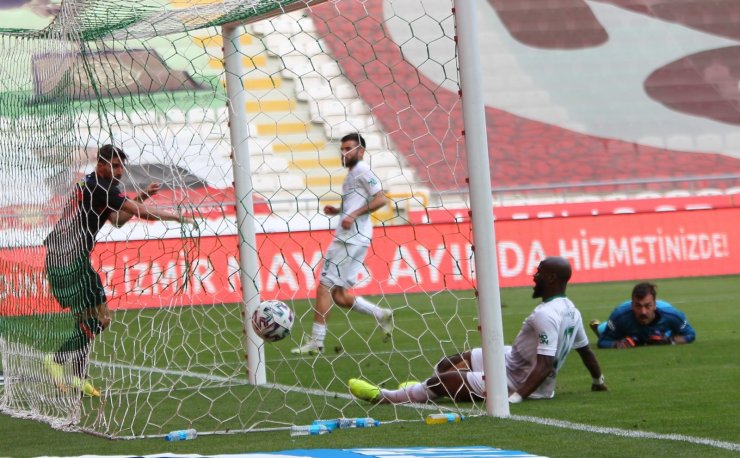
[696,134,723,152]
[637,136,666,148]
[252,175,279,193]
[165,109,188,125]
[331,81,359,99]
[268,198,298,214]
[324,119,373,140]
[309,100,348,121]
[725,133,740,150]
[633,192,662,200]
[295,35,325,57]
[664,190,691,198]
[695,188,723,196]
[318,62,342,79]
[188,107,217,123]
[363,133,388,151]
[277,174,305,192]
[251,156,289,173]
[369,151,400,168]
[380,169,415,187]
[666,135,694,151]
[272,15,300,34]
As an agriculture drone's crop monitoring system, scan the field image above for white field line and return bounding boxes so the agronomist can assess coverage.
[508,415,740,452]
[92,360,740,452]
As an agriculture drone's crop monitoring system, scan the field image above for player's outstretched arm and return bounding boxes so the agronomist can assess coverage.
[597,318,637,349]
[672,310,696,344]
[575,345,608,391]
[116,198,193,225]
[109,183,161,227]
[672,334,691,344]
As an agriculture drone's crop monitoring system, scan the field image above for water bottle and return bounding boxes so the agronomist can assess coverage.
[313,417,380,430]
[164,428,197,441]
[312,419,340,430]
[425,413,464,424]
[290,424,331,437]
[339,417,380,428]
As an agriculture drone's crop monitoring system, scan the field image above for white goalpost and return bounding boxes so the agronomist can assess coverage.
[452,0,509,418]
[223,22,267,386]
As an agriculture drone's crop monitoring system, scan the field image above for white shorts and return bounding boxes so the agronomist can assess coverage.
[319,241,369,289]
[464,346,514,397]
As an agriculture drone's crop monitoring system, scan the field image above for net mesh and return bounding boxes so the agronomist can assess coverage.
[1,0,739,440]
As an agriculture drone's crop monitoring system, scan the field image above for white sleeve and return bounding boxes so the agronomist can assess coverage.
[359,167,383,196]
[573,319,590,349]
[532,309,559,357]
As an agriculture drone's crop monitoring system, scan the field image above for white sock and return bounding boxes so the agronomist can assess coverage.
[380,381,437,403]
[311,322,326,347]
[352,296,386,320]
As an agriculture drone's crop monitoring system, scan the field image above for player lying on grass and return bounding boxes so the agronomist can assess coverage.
[589,282,696,348]
[350,257,608,404]
[43,144,193,397]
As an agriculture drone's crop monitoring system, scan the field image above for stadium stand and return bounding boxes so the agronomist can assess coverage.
[308,0,740,203]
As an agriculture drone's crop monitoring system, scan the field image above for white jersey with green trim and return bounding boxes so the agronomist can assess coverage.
[506,296,589,399]
[334,160,382,247]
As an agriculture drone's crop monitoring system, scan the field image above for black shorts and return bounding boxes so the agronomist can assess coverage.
[45,253,106,314]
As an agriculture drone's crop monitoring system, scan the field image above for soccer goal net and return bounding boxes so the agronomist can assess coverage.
[0,0,496,438]
[2,0,738,441]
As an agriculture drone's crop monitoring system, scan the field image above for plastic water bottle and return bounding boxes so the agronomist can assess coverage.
[339,417,380,428]
[425,413,464,424]
[290,424,331,437]
[313,417,380,430]
[164,428,197,441]
[312,419,340,430]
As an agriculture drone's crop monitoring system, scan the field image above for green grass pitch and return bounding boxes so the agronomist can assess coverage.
[0,274,738,457]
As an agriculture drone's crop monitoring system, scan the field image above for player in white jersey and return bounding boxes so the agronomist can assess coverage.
[349,257,608,403]
[292,133,393,355]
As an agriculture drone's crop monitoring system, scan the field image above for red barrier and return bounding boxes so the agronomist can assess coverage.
[1,208,737,314]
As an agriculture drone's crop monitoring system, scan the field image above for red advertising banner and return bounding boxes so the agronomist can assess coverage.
[1,208,737,314]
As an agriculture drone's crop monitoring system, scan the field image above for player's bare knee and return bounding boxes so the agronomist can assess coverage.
[428,372,472,401]
[331,288,353,308]
[434,353,467,375]
[434,356,456,375]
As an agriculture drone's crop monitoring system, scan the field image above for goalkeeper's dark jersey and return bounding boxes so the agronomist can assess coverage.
[44,172,126,265]
[597,300,696,348]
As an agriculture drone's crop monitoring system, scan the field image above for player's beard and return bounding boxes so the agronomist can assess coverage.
[532,281,543,299]
[342,155,358,168]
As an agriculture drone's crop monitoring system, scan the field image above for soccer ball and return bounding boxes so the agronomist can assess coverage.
[251,300,294,342]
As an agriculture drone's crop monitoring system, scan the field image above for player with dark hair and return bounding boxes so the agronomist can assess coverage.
[349,257,607,404]
[291,133,392,355]
[43,144,192,396]
[590,282,696,349]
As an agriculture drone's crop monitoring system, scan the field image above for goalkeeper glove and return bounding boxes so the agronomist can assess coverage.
[647,331,673,345]
[615,336,638,349]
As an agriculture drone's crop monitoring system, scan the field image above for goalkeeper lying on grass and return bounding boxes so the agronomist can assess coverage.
[589,282,696,349]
